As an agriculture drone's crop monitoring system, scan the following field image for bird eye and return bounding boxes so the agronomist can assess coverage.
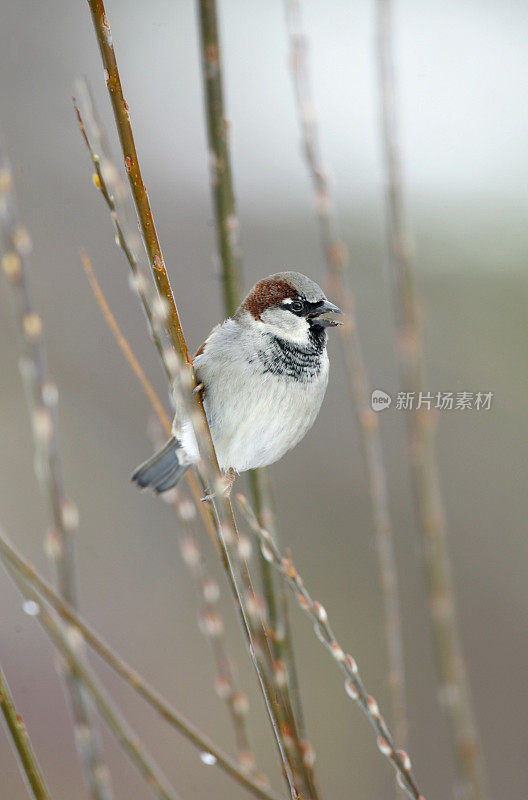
[290,300,304,312]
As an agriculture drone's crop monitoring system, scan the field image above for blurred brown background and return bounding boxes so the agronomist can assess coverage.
[0,1,527,798]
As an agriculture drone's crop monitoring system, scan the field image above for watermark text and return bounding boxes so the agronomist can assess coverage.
[371,390,493,412]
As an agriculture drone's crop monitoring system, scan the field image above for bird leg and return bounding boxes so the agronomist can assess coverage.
[200,469,236,502]
[224,468,236,497]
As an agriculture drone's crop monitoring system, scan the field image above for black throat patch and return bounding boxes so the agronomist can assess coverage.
[257,327,327,382]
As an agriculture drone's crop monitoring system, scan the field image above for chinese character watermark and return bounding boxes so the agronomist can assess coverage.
[371,390,493,412]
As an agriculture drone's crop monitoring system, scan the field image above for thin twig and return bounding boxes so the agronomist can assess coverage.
[0,530,283,800]
[0,140,114,800]
[375,3,487,799]
[81,250,169,426]
[74,92,166,373]
[283,0,408,750]
[0,664,52,800]
[149,418,263,782]
[81,10,301,793]
[74,89,219,550]
[195,4,315,795]
[237,494,426,800]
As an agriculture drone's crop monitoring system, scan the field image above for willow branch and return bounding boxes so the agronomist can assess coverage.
[74,89,166,373]
[0,664,52,800]
[375,3,487,799]
[237,495,426,800]
[196,0,242,315]
[179,505,259,777]
[283,0,407,751]
[195,4,314,795]
[0,141,114,800]
[81,250,169,425]
[82,10,300,793]
[0,531,282,800]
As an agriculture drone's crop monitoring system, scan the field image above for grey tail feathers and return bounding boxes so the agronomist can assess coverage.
[132,436,190,493]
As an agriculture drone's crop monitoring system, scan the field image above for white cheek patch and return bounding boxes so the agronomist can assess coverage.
[260,305,311,345]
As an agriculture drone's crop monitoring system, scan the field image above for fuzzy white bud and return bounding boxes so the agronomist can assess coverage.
[65,624,84,652]
[367,696,380,717]
[260,543,274,563]
[32,407,52,444]
[128,271,149,296]
[344,680,359,700]
[61,499,79,532]
[377,736,392,757]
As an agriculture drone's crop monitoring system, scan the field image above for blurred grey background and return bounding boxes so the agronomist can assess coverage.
[0,1,527,799]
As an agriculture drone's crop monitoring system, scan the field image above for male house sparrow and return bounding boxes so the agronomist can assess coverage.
[132,271,341,494]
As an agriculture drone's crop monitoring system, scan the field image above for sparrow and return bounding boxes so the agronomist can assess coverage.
[132,271,341,494]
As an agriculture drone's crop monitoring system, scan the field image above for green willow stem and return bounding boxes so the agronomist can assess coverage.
[0,664,52,800]
[247,470,306,740]
[197,0,242,315]
[195,4,315,796]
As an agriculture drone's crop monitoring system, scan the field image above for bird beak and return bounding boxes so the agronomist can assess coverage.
[308,300,343,327]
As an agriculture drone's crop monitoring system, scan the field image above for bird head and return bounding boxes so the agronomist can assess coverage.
[236,271,342,345]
